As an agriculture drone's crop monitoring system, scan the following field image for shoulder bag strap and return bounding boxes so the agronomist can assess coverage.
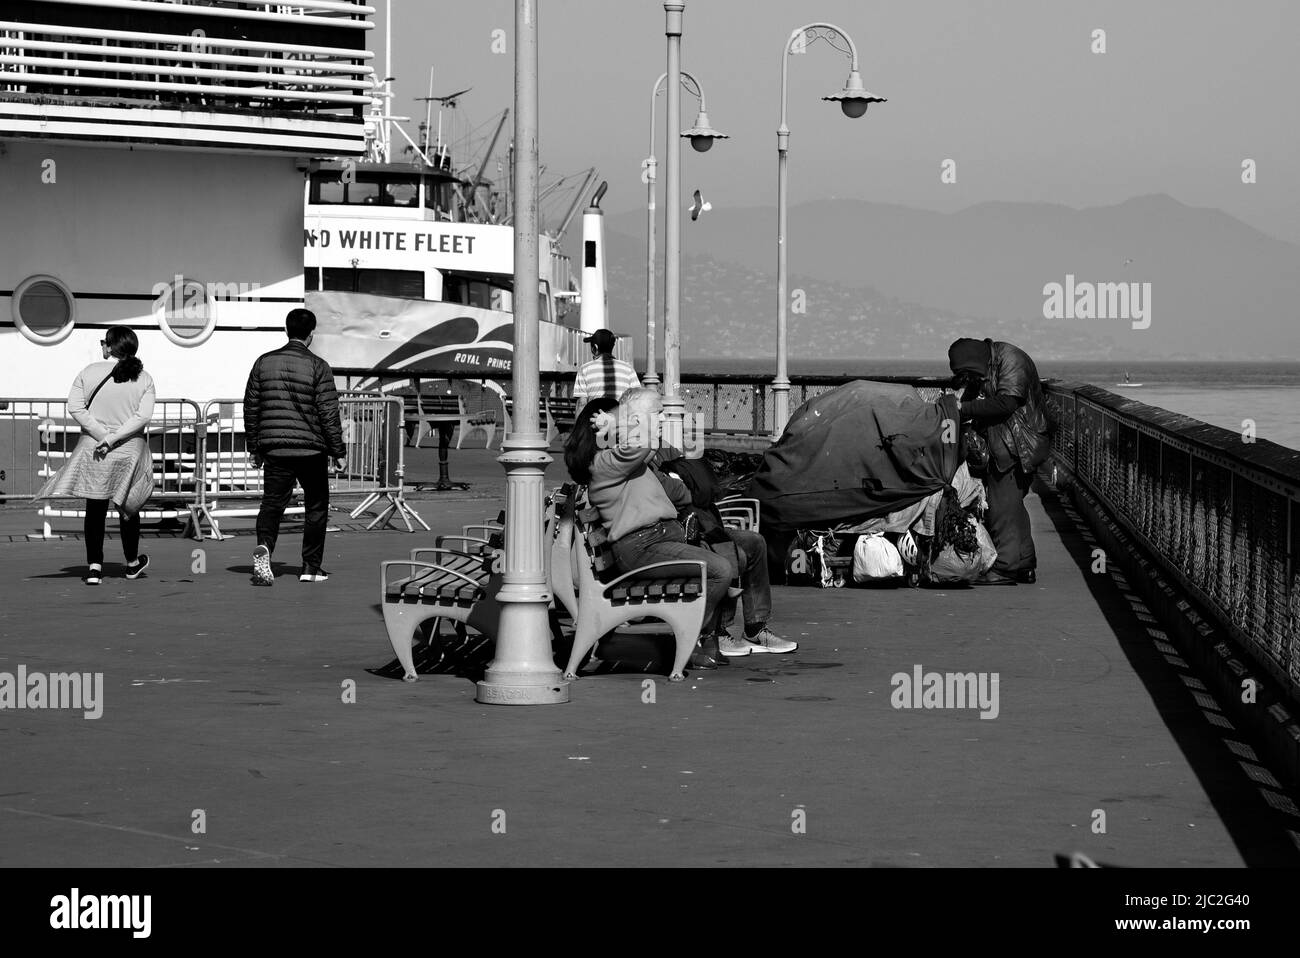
[86,369,116,410]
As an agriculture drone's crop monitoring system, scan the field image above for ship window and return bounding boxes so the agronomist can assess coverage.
[13,275,76,345]
[386,180,419,208]
[351,174,382,205]
[313,175,346,204]
[154,277,217,347]
[321,268,424,299]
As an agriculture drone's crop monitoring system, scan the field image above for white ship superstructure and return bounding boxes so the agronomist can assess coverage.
[1,0,374,401]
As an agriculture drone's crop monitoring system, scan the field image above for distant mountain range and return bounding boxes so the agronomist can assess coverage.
[586,194,1300,362]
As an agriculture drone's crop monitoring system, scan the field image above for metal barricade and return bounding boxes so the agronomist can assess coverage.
[336,393,427,532]
[0,398,201,540]
[188,394,425,541]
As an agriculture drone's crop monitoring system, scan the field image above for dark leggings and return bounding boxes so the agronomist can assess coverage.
[84,499,140,566]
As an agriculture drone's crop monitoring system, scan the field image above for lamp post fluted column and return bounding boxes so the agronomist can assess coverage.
[662,1,685,445]
[774,22,884,437]
[476,0,568,705]
[645,69,708,390]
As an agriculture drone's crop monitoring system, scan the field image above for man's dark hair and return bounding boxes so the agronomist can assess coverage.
[286,308,317,341]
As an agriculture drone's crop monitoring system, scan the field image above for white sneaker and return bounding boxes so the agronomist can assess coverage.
[716,633,759,657]
[251,545,273,587]
[299,568,329,583]
[746,627,797,654]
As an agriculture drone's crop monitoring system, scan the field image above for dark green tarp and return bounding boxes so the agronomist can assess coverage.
[748,381,962,531]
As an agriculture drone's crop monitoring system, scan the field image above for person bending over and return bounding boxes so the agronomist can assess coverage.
[948,337,1051,586]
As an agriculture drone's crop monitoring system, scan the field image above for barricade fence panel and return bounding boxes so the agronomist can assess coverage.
[1046,381,1299,702]
[2,394,419,539]
[1,398,201,522]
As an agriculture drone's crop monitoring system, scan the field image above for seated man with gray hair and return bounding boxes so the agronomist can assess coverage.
[563,387,735,669]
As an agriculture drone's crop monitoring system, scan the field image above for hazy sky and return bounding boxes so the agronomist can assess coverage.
[375,0,1299,243]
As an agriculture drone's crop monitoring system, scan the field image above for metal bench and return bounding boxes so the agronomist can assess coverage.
[561,487,705,683]
[380,508,564,682]
[404,392,496,450]
[501,394,579,447]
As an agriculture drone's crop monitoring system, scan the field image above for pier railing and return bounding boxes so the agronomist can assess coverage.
[336,368,951,437]
[1045,381,1300,699]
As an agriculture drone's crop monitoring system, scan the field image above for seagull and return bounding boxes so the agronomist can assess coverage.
[690,189,712,221]
[1123,258,1133,267]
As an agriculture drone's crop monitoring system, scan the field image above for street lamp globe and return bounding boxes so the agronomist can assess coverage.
[682,109,729,153]
[823,70,885,119]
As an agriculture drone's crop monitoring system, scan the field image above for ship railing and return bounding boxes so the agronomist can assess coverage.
[1046,381,1300,703]
[0,6,374,117]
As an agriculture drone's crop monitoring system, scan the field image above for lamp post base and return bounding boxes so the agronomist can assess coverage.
[475,435,570,705]
[475,675,570,705]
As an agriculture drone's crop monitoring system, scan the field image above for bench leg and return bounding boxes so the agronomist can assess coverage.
[563,614,602,681]
[660,602,705,682]
[381,603,422,682]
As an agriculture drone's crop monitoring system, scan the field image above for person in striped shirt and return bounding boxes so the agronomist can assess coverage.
[572,328,640,404]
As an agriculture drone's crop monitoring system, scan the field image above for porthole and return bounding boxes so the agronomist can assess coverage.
[154,276,217,347]
[12,275,76,345]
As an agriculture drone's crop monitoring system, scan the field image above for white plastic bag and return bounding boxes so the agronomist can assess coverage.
[852,533,904,582]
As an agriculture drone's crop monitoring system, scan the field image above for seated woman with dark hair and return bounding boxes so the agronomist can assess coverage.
[564,389,735,670]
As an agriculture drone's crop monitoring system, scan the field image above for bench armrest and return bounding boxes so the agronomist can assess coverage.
[600,559,706,591]
[434,534,494,553]
[381,559,485,601]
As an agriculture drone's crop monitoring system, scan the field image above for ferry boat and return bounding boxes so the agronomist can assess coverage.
[303,157,605,387]
[1,0,618,408]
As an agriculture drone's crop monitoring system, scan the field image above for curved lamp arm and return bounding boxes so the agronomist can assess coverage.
[779,22,860,135]
[648,69,706,162]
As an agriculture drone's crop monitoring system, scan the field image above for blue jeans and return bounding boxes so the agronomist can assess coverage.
[717,528,772,633]
[610,519,734,634]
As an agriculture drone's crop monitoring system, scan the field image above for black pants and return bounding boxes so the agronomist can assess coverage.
[986,462,1036,575]
[84,499,139,566]
[256,453,330,572]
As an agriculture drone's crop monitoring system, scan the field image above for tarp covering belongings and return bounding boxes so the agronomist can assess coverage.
[749,381,962,532]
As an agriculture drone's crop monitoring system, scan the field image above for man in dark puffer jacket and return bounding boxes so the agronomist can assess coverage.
[244,308,346,585]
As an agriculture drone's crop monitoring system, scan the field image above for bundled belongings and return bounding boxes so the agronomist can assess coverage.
[851,533,904,583]
[749,381,962,532]
[926,488,997,584]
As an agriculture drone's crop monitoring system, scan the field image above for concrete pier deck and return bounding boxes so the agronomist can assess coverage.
[1,446,1298,867]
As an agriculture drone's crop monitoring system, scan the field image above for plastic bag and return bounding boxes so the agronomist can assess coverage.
[852,533,904,582]
[928,516,998,584]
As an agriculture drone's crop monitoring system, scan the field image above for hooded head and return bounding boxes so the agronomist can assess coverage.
[948,338,990,377]
[948,337,991,398]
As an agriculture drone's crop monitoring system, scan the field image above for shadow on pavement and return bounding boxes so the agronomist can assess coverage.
[1038,483,1300,867]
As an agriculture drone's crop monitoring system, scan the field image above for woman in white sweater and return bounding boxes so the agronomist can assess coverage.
[38,328,156,584]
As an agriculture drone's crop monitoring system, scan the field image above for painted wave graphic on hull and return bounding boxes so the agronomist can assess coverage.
[307,291,515,374]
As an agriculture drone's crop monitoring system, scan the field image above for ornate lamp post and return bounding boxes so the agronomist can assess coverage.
[773,22,885,436]
[476,0,569,705]
[644,68,726,388]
